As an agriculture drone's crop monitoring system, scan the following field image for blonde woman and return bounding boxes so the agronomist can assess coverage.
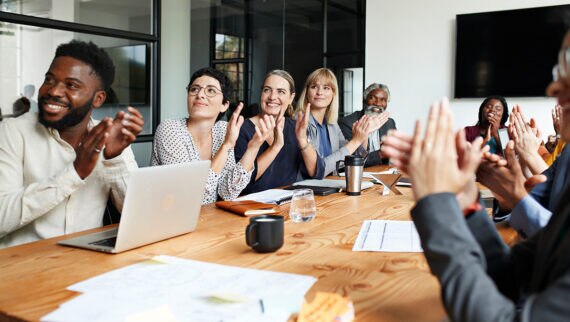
[234,70,325,194]
[296,68,383,175]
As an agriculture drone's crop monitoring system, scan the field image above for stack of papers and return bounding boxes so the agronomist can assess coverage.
[353,220,422,252]
[235,189,294,205]
[42,255,317,322]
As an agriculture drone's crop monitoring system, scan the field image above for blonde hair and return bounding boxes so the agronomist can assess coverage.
[263,69,296,118]
[296,68,339,124]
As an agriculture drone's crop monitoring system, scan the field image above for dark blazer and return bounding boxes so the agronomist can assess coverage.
[338,109,396,167]
[494,145,570,235]
[531,144,570,212]
[412,190,570,321]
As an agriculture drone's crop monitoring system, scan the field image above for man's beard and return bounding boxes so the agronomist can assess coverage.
[38,95,94,131]
[364,105,385,116]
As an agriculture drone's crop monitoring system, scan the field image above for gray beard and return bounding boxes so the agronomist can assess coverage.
[364,105,385,115]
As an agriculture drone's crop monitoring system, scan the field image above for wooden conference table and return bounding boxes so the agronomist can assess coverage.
[0,168,517,322]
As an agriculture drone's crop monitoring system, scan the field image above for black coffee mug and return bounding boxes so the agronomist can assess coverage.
[245,215,284,253]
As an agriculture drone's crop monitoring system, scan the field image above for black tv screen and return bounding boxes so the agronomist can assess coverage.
[455,5,570,98]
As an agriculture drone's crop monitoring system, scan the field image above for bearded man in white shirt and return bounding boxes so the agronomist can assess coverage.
[0,40,144,248]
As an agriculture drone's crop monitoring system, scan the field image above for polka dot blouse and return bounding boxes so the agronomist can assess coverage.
[151,118,252,204]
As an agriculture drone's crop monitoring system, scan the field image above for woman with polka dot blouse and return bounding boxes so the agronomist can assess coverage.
[151,67,273,204]
[234,70,325,194]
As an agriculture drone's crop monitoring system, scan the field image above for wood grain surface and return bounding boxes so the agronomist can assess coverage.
[0,169,518,322]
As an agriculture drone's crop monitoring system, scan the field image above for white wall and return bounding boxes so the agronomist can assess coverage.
[365,0,566,139]
[160,0,191,120]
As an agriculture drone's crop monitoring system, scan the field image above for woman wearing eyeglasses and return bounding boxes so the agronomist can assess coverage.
[464,95,509,156]
[151,67,273,204]
[234,70,325,194]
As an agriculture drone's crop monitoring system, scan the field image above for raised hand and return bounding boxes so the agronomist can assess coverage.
[552,104,562,135]
[408,98,483,201]
[351,115,371,144]
[272,104,287,148]
[74,118,112,179]
[488,112,501,134]
[484,124,492,145]
[250,113,275,149]
[476,141,528,210]
[104,107,144,159]
[223,102,245,148]
[295,103,311,149]
[510,106,541,158]
[380,130,413,174]
[509,105,548,176]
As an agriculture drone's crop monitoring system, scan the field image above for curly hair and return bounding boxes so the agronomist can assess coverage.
[188,67,232,104]
[363,83,390,103]
[54,40,115,92]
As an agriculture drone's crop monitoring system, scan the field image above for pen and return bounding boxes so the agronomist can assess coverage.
[276,196,293,205]
[259,299,265,314]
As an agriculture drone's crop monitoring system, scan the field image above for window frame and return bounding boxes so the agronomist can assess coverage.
[0,2,161,144]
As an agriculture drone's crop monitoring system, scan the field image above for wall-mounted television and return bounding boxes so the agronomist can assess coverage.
[454,5,570,98]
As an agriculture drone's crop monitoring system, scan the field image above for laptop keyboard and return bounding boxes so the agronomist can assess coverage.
[89,237,117,247]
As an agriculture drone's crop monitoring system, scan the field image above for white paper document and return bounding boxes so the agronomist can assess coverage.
[353,220,422,252]
[42,255,317,322]
[235,189,294,205]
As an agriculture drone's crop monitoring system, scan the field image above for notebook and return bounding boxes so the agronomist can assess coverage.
[58,161,210,253]
[235,189,294,205]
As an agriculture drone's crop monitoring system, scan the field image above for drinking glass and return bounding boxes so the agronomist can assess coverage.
[288,189,317,223]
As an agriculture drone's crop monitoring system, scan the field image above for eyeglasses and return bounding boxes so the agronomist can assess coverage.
[187,85,222,97]
[552,46,570,82]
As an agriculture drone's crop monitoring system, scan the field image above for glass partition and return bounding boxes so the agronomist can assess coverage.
[0,24,154,134]
[0,0,152,34]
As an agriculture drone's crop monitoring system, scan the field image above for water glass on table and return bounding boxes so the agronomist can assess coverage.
[289,189,317,223]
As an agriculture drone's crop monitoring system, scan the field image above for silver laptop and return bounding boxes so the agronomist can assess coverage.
[58,160,210,253]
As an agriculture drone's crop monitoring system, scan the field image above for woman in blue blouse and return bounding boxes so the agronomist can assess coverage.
[296,68,383,175]
[234,70,325,194]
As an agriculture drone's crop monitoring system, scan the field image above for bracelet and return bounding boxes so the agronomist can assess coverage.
[463,194,483,217]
